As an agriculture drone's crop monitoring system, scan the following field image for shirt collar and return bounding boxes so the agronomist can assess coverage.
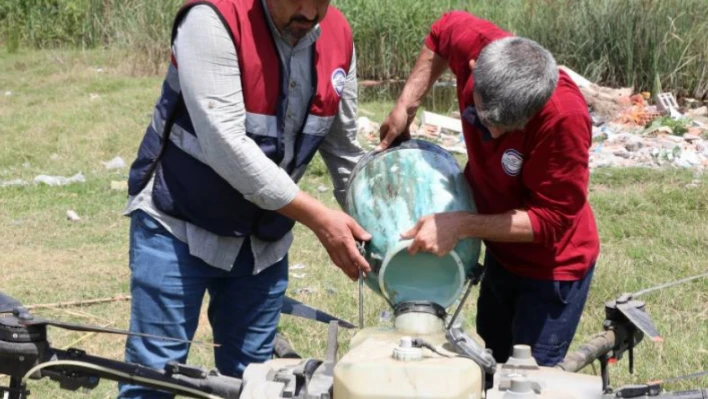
[462,105,493,142]
[260,0,321,50]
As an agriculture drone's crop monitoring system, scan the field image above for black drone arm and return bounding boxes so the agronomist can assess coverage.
[9,347,243,399]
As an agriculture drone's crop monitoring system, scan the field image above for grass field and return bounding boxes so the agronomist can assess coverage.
[0,48,707,398]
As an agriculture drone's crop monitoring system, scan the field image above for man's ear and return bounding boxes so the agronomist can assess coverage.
[469,59,476,71]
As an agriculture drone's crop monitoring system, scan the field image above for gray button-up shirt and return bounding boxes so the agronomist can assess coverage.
[124,3,364,273]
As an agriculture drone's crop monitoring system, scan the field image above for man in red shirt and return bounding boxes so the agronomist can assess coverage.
[377,10,600,367]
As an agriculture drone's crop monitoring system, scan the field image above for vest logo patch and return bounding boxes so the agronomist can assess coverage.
[501,149,523,176]
[331,68,347,97]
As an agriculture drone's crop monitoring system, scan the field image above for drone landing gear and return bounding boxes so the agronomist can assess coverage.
[1,377,29,399]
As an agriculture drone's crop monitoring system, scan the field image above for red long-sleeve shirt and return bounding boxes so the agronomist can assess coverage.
[425,11,600,280]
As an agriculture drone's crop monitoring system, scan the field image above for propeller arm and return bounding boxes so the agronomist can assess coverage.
[281,296,356,329]
[0,291,23,314]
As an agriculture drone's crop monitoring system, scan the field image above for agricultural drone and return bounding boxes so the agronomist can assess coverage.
[1,271,706,399]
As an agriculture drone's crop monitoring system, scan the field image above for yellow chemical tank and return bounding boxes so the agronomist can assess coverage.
[333,310,484,399]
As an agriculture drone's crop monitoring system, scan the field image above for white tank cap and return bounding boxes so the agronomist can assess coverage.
[510,377,532,393]
[512,345,532,359]
[503,376,537,398]
[392,336,423,361]
[506,344,538,367]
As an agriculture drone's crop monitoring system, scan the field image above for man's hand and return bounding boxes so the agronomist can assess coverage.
[376,105,413,152]
[278,192,371,281]
[401,212,464,256]
[375,45,449,152]
[311,209,372,280]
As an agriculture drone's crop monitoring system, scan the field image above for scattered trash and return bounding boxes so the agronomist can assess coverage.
[688,106,708,118]
[291,273,306,279]
[356,116,379,140]
[1,179,28,188]
[66,210,81,222]
[356,67,708,171]
[110,180,128,191]
[316,185,328,193]
[96,68,104,73]
[685,179,702,189]
[34,172,85,186]
[102,156,126,170]
[22,162,30,169]
[4,91,12,97]
[89,93,101,101]
[291,264,307,270]
[421,111,462,133]
[49,153,60,161]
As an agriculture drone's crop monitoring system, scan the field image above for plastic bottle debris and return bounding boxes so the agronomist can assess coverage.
[102,156,126,170]
[291,273,306,279]
[110,181,128,191]
[291,264,307,270]
[66,210,81,221]
[1,179,28,188]
[34,172,85,186]
[316,185,328,193]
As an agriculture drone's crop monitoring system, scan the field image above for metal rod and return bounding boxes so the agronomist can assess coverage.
[358,269,364,329]
[446,279,474,330]
[633,272,708,298]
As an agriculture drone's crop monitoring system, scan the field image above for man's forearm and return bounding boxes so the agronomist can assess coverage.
[456,210,535,243]
[277,191,331,231]
[395,45,449,115]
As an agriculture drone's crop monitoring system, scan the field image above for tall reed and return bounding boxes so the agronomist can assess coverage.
[1,0,706,96]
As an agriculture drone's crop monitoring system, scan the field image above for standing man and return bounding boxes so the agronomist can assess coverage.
[378,11,600,367]
[120,0,370,397]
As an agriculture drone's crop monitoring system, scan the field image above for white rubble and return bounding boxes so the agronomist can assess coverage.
[356,113,708,171]
[102,156,126,170]
[34,172,86,186]
[590,123,707,170]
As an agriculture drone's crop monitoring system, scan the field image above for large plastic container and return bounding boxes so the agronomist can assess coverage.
[344,140,482,309]
[332,312,484,399]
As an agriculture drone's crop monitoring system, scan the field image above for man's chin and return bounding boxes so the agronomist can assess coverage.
[286,21,316,36]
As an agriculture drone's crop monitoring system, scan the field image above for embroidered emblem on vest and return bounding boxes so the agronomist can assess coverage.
[501,149,523,176]
[331,68,347,97]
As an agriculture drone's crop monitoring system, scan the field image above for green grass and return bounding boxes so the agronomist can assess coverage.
[2,0,708,96]
[0,48,707,397]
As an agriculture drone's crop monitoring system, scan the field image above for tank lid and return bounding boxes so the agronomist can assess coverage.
[393,301,447,320]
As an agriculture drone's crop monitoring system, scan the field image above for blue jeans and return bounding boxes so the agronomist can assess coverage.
[118,210,288,398]
[476,253,595,367]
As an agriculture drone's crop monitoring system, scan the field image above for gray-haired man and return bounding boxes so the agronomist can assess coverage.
[378,11,600,367]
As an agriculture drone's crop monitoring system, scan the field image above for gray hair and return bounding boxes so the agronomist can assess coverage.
[473,36,558,130]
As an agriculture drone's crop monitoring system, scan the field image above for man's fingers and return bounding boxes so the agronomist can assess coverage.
[407,238,422,255]
[375,127,399,152]
[401,221,421,239]
[348,218,372,241]
[350,245,371,273]
[378,122,390,142]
